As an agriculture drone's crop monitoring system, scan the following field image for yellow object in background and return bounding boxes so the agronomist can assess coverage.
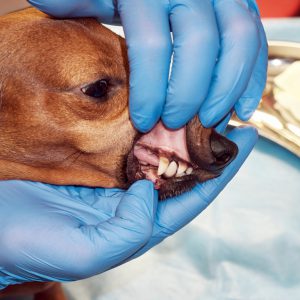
[274,61,300,122]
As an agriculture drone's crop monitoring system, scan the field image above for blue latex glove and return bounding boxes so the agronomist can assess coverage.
[0,127,257,289]
[28,0,268,131]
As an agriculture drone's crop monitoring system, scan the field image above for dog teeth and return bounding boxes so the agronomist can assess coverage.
[186,167,193,175]
[176,161,188,177]
[177,172,186,177]
[157,156,192,179]
[164,161,177,178]
[157,156,170,176]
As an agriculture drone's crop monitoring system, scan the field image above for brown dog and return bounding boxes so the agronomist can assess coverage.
[0,8,237,300]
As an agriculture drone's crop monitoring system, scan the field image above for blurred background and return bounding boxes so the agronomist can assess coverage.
[257,0,300,17]
[1,1,300,300]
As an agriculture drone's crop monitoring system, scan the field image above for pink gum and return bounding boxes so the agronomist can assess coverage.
[134,121,191,164]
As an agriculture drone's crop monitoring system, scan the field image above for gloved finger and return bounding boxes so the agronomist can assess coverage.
[246,0,260,14]
[117,0,172,132]
[199,0,261,127]
[28,0,120,24]
[215,111,232,133]
[70,180,158,278]
[48,184,124,216]
[235,15,268,120]
[162,0,219,129]
[129,126,258,257]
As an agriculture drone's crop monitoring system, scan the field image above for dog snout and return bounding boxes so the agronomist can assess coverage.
[210,130,238,170]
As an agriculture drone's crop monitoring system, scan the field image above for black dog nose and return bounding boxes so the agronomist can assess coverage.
[210,130,238,170]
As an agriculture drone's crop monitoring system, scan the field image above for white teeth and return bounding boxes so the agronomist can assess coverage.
[157,156,170,176]
[177,172,186,177]
[157,156,192,178]
[164,161,177,178]
[186,167,193,175]
[176,161,188,177]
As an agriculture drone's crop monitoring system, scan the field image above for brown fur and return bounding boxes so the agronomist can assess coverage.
[0,8,135,190]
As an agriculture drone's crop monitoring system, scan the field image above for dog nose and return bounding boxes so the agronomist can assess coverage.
[210,130,238,170]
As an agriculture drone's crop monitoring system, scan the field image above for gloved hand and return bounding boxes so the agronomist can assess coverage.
[28,0,268,132]
[0,127,257,289]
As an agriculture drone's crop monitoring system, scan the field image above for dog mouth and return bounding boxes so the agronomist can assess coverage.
[126,119,238,200]
[127,143,198,200]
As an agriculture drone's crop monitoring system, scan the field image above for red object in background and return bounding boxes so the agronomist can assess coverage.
[257,0,300,18]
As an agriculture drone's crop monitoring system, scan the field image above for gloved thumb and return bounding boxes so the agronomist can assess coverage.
[114,180,158,232]
[72,180,158,279]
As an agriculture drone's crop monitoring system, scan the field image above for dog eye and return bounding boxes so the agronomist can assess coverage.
[81,80,108,99]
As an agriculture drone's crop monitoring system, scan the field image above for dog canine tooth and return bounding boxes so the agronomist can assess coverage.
[157,156,170,176]
[186,167,193,175]
[164,161,177,178]
[176,161,188,177]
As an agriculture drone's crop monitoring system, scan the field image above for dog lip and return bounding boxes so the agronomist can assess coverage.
[136,142,192,161]
[127,141,185,168]
[158,174,198,200]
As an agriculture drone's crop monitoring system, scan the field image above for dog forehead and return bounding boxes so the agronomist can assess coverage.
[1,11,127,88]
[32,17,121,52]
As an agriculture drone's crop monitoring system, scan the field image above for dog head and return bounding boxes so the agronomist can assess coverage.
[0,8,238,199]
